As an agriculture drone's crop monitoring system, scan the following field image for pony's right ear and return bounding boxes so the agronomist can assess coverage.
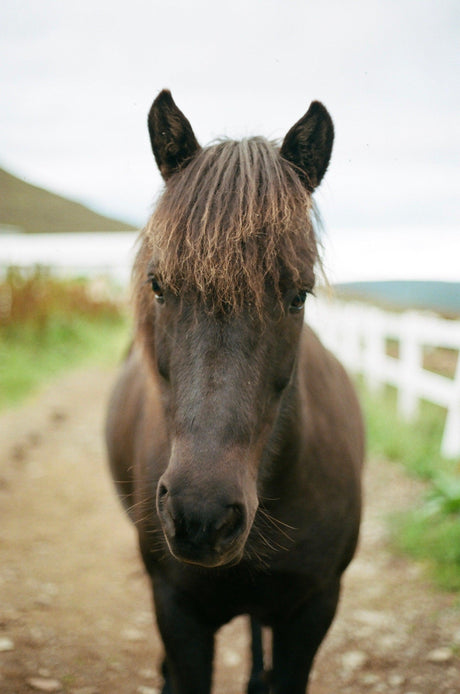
[148,90,201,180]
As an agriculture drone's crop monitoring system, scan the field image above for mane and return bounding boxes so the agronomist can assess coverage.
[134,137,318,316]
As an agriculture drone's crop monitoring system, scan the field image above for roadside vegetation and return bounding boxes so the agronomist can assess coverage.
[0,266,129,409]
[362,383,460,591]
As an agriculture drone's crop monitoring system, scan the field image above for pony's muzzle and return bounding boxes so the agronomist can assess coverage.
[156,479,247,567]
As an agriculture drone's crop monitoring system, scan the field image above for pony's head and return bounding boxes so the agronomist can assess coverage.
[134,90,333,567]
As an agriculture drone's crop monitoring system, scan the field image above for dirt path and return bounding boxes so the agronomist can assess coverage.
[1,367,459,694]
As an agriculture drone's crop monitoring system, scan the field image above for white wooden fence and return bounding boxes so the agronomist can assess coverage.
[308,297,460,459]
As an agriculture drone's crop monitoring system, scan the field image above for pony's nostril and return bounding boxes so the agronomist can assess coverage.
[158,482,168,501]
[216,504,245,544]
[157,482,177,539]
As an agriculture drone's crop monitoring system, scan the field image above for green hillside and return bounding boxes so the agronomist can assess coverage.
[334,280,460,317]
[0,167,136,233]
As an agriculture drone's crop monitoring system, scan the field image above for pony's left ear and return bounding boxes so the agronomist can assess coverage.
[148,90,201,180]
[280,101,334,192]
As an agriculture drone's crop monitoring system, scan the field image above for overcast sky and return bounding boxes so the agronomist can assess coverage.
[0,0,458,244]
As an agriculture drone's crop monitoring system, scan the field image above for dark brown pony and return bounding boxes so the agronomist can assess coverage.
[106,90,364,694]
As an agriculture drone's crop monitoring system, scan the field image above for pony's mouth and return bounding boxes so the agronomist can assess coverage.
[164,535,246,569]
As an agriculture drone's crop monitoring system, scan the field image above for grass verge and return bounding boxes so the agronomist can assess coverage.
[0,267,130,410]
[0,315,129,409]
[361,383,460,591]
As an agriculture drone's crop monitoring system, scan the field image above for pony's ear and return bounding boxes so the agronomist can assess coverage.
[148,90,201,180]
[280,101,334,192]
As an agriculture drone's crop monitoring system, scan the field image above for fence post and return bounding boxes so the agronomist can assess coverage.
[340,303,363,372]
[363,308,385,394]
[441,355,460,458]
[398,312,423,420]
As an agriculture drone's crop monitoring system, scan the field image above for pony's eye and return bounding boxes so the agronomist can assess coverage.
[289,290,308,313]
[149,276,164,303]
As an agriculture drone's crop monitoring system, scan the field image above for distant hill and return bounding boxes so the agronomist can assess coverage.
[334,280,460,317]
[0,167,137,233]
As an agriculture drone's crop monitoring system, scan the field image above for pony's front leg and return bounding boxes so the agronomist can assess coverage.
[271,580,340,694]
[152,575,215,694]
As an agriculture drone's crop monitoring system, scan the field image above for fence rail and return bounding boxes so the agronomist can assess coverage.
[308,297,460,458]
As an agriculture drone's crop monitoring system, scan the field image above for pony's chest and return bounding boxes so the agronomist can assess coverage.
[155,556,323,627]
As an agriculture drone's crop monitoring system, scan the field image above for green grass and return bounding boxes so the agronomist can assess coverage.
[0,267,130,409]
[361,383,460,591]
[362,384,450,480]
[392,507,460,591]
[0,315,128,409]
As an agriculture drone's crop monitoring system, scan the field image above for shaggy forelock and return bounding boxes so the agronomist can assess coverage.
[134,136,318,316]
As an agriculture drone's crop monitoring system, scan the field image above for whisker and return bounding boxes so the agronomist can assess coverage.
[124,493,157,516]
[252,523,291,554]
[257,509,297,544]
